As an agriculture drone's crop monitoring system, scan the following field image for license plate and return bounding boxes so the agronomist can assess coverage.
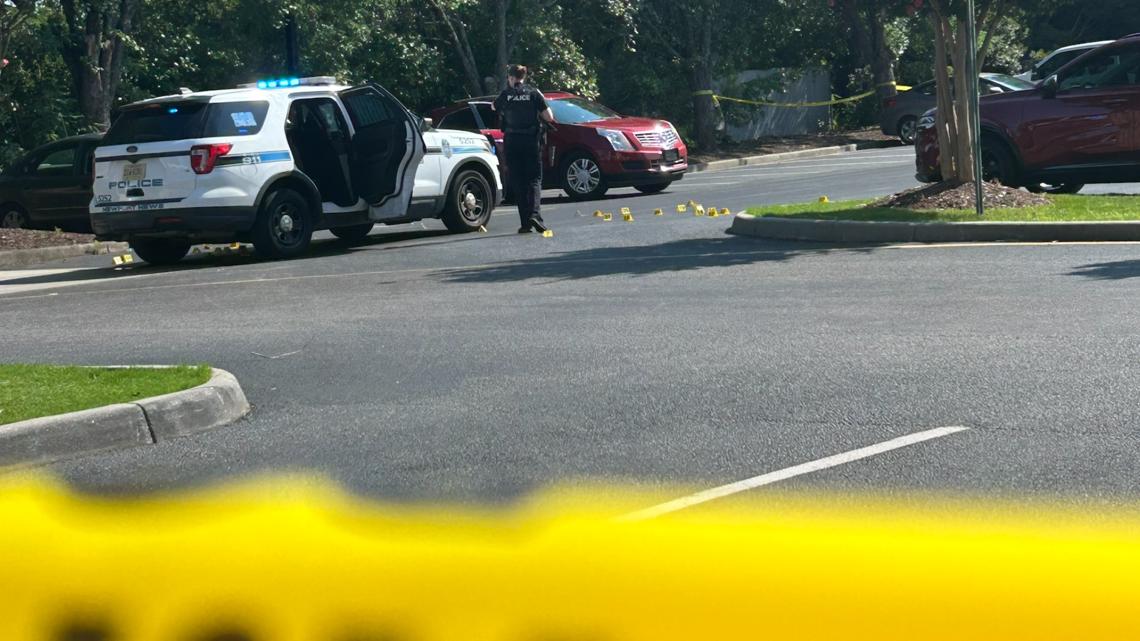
[122,163,147,181]
[663,149,679,163]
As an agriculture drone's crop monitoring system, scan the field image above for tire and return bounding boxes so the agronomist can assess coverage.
[1026,183,1084,195]
[440,169,494,233]
[897,116,919,145]
[1,204,28,229]
[330,223,374,243]
[129,238,191,266]
[560,153,608,201]
[980,139,1019,186]
[635,182,670,195]
[251,188,313,259]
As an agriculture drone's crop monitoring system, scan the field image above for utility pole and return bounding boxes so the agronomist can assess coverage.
[965,0,984,217]
[285,14,300,76]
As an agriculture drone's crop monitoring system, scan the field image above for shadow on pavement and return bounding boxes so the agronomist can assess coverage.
[439,236,867,283]
[0,228,453,290]
[1069,260,1140,280]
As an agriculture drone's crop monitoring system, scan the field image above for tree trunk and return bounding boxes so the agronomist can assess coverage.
[931,12,957,182]
[426,0,484,96]
[868,8,898,101]
[951,20,976,183]
[689,11,716,151]
[59,0,138,129]
[494,0,509,90]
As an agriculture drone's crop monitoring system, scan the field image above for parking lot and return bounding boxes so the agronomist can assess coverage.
[5,147,1140,507]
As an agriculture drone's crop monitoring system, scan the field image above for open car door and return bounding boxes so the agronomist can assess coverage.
[338,83,426,219]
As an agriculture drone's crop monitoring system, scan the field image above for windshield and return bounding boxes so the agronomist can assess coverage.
[985,74,1036,91]
[548,97,620,124]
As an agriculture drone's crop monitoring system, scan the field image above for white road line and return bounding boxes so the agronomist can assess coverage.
[619,426,971,522]
[887,241,1140,249]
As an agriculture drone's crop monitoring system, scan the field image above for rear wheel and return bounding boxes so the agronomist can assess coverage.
[635,182,670,195]
[330,223,374,243]
[561,153,608,201]
[897,116,919,145]
[1026,183,1084,195]
[1,204,28,229]
[252,188,313,259]
[440,169,493,233]
[130,238,191,266]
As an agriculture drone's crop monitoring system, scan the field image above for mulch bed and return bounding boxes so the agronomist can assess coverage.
[873,182,1052,210]
[689,128,898,165]
[0,228,97,252]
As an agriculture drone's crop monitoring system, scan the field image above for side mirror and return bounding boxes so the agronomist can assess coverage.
[421,117,433,132]
[1042,75,1058,98]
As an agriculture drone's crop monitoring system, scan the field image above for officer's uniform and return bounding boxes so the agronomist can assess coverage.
[494,82,548,231]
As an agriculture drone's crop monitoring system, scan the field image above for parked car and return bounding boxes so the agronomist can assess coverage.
[915,34,1140,194]
[430,93,688,201]
[881,74,1036,144]
[0,133,103,231]
[90,76,500,264]
[1015,41,1114,84]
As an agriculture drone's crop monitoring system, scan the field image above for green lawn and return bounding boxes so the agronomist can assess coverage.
[747,195,1140,222]
[0,364,211,426]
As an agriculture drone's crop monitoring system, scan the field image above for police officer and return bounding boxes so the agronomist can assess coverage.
[493,64,554,234]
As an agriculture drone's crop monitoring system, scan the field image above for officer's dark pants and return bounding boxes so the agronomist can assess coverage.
[505,134,544,228]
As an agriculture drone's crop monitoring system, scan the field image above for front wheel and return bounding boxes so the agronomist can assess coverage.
[130,238,191,266]
[980,140,1019,187]
[560,153,608,201]
[252,188,313,259]
[330,223,374,243]
[635,182,670,195]
[440,169,494,233]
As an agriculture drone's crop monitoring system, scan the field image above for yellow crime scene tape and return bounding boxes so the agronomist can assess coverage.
[694,81,910,108]
[4,477,1140,640]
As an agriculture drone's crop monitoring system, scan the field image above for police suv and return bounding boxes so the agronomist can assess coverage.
[91,76,501,264]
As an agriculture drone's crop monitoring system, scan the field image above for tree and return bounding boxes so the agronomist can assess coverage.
[834,0,907,103]
[58,0,139,128]
[0,0,37,76]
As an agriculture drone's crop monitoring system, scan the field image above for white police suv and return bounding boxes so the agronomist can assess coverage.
[91,76,501,264]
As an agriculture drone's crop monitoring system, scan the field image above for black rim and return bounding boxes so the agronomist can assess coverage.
[271,201,305,247]
[981,150,1002,182]
[2,210,24,228]
[457,175,488,222]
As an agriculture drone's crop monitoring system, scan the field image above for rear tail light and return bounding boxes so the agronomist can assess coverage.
[883,98,898,109]
[190,143,233,174]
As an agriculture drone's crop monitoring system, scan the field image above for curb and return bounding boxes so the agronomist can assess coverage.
[728,213,1140,244]
[0,367,249,469]
[688,140,899,174]
[0,241,129,268]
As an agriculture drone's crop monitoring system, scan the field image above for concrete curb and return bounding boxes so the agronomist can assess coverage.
[728,213,1140,244]
[0,241,129,268]
[0,367,249,469]
[688,140,899,174]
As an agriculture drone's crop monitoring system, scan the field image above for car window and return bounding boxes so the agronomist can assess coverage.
[1037,50,1082,79]
[313,102,348,138]
[438,107,479,132]
[1059,46,1140,91]
[32,146,77,177]
[548,98,620,124]
[79,143,97,176]
[103,102,209,145]
[203,101,270,137]
[916,82,936,96]
[341,90,398,128]
[474,104,497,129]
[985,74,1036,91]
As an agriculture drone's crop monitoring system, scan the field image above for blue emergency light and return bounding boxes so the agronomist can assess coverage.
[255,77,302,90]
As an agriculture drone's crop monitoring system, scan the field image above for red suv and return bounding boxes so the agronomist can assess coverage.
[430,93,688,200]
[916,34,1140,193]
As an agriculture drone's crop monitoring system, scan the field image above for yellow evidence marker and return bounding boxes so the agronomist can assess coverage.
[622,212,634,222]
[654,208,664,216]
[602,213,613,221]
[720,208,732,217]
[695,205,706,217]
[819,196,830,203]
[542,230,554,238]
[594,210,604,218]
[230,242,241,250]
[676,203,688,213]
[708,206,720,218]
[112,254,134,266]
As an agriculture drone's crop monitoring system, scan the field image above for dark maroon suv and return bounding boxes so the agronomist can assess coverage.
[917,34,1140,193]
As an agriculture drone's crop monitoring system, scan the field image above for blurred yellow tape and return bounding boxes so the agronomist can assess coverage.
[4,478,1140,640]
[697,82,907,108]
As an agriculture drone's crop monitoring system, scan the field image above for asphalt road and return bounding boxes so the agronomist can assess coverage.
[5,146,1140,510]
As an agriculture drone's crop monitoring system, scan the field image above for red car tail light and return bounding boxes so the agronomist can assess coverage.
[883,98,898,109]
[190,143,233,174]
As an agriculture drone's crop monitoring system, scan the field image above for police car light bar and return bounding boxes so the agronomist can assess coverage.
[237,76,339,90]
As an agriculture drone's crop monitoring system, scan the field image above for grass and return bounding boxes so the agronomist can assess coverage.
[746,194,1140,222]
[0,364,211,426]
